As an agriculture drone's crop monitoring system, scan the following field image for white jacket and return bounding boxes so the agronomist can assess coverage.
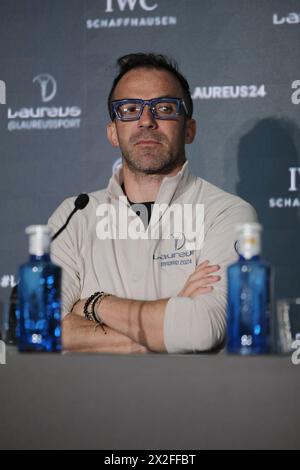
[48,161,257,353]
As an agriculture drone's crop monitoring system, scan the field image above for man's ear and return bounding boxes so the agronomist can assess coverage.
[185,118,197,144]
[107,121,120,148]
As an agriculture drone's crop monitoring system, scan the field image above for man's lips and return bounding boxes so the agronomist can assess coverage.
[134,140,161,146]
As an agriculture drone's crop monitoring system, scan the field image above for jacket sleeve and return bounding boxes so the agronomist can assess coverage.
[163,201,258,353]
[47,198,82,319]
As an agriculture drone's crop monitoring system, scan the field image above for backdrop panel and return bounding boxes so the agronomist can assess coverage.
[0,0,299,305]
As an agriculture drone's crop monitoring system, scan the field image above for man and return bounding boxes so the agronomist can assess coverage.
[48,53,257,354]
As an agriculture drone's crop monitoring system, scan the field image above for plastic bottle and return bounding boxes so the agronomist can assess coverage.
[17,225,62,352]
[227,223,272,354]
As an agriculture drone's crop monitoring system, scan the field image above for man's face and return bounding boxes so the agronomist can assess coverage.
[107,68,196,175]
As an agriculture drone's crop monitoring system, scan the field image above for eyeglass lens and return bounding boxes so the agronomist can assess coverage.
[116,100,179,119]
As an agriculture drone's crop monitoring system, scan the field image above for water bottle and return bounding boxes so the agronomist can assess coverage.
[17,225,62,352]
[227,223,272,354]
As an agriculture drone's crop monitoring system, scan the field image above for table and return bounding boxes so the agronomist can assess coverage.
[0,349,299,450]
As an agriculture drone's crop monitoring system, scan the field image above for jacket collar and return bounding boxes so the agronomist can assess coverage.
[107,160,197,207]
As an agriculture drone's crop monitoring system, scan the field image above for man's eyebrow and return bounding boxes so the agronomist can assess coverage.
[113,96,181,101]
[153,95,181,99]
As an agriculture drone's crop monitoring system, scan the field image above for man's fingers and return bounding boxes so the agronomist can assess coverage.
[177,261,222,298]
[187,275,220,289]
[188,267,221,283]
[201,275,221,284]
[196,262,220,273]
[179,276,219,297]
[189,286,213,298]
[197,260,210,267]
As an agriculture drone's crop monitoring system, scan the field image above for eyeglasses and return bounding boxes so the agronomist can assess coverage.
[111,97,188,122]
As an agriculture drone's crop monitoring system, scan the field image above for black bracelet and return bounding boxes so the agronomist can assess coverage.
[84,292,101,321]
[91,294,103,324]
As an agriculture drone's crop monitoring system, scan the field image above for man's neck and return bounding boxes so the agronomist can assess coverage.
[121,160,186,203]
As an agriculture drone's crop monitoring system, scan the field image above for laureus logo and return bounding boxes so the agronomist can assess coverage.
[171,232,186,251]
[273,12,300,25]
[7,74,82,132]
[33,74,57,103]
[192,85,266,100]
[0,80,6,105]
[105,0,158,12]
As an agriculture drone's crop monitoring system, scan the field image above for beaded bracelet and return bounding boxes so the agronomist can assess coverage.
[84,291,111,334]
[93,292,111,324]
[84,291,101,322]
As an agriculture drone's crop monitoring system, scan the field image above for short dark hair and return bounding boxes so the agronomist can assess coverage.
[107,53,193,120]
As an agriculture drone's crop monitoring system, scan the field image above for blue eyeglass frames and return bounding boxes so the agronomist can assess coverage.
[110,97,189,122]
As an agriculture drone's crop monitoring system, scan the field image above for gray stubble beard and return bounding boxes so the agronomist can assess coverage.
[121,145,186,176]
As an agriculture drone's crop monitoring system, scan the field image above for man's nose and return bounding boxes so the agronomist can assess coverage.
[138,105,158,129]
